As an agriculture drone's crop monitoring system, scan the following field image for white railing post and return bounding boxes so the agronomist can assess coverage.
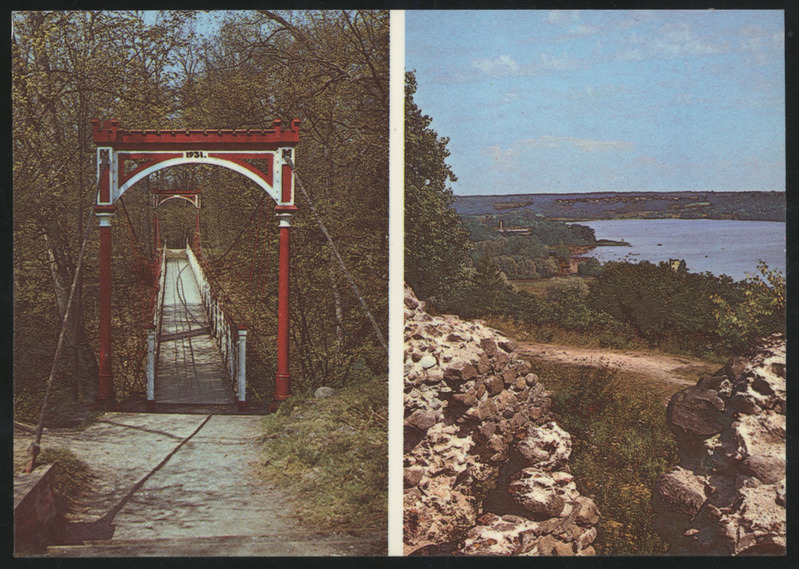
[185,241,250,409]
[237,327,247,410]
[146,326,156,410]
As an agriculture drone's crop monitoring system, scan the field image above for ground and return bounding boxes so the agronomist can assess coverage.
[14,413,384,557]
[518,341,718,400]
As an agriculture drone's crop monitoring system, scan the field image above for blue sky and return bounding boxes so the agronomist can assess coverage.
[406,10,785,196]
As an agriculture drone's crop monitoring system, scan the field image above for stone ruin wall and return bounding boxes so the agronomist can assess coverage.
[403,287,599,556]
[652,334,786,555]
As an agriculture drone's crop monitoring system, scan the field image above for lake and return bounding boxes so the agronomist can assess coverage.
[575,219,785,282]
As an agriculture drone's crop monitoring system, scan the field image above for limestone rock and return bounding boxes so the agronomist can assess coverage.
[667,386,725,438]
[403,285,598,555]
[652,335,785,555]
[313,386,338,399]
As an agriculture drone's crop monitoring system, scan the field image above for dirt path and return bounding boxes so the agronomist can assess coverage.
[518,342,719,391]
[14,413,383,556]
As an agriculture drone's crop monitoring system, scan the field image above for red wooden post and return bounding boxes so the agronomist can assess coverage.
[274,210,292,403]
[94,205,117,409]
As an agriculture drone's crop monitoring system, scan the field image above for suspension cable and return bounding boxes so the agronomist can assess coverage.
[25,202,95,473]
[284,157,388,354]
[207,195,266,266]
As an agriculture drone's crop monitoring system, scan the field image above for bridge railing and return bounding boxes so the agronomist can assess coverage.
[146,244,167,407]
[186,243,247,406]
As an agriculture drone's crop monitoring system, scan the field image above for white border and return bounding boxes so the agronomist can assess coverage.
[387,8,405,557]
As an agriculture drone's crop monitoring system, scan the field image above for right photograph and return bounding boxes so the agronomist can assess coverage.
[403,10,785,557]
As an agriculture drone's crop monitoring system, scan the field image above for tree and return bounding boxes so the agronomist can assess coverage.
[177,10,390,390]
[404,71,471,309]
[587,261,744,349]
[13,11,196,419]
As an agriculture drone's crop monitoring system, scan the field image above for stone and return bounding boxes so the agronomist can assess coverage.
[480,338,498,358]
[476,353,491,374]
[444,362,477,382]
[473,399,497,421]
[494,350,509,370]
[498,338,518,353]
[405,409,437,430]
[402,285,600,555]
[574,496,600,526]
[452,391,477,407]
[485,375,504,396]
[739,455,785,485]
[517,423,572,470]
[652,468,707,519]
[419,354,437,369]
[404,466,425,487]
[313,386,338,399]
[576,526,597,549]
[502,367,518,385]
[507,470,566,518]
[667,386,726,438]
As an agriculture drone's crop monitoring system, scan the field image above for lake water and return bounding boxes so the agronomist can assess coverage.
[576,219,785,281]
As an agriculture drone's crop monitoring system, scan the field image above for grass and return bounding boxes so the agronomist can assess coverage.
[531,360,679,555]
[258,373,387,548]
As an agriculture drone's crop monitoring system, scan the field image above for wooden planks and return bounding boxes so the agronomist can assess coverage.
[155,252,234,405]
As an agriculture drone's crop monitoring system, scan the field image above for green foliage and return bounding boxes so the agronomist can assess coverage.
[587,260,746,351]
[541,362,677,555]
[35,447,94,517]
[578,257,603,277]
[13,11,194,418]
[259,374,387,547]
[712,261,786,351]
[404,71,472,308]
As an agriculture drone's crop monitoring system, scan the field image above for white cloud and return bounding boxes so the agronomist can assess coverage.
[471,54,520,75]
[546,10,581,26]
[519,136,636,153]
[615,20,729,61]
[469,52,581,77]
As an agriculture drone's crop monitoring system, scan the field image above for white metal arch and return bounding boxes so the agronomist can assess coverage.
[115,156,281,203]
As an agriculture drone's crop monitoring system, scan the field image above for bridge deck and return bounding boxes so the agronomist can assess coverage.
[155,251,234,405]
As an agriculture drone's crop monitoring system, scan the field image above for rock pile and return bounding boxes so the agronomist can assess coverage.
[403,287,599,556]
[652,334,785,555]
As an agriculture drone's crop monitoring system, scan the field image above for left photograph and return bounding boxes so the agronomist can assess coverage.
[13,10,389,556]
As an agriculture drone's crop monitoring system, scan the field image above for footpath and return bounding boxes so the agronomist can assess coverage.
[14,413,383,556]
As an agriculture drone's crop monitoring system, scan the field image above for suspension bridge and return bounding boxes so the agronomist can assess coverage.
[15,119,388,556]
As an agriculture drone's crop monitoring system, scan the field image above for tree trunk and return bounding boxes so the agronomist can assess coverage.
[44,231,98,404]
[329,260,344,348]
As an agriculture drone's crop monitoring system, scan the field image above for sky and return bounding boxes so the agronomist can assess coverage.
[406,10,785,196]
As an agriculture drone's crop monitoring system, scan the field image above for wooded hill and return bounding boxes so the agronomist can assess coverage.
[454,191,785,221]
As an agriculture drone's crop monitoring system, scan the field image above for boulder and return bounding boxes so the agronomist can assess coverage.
[667,386,725,438]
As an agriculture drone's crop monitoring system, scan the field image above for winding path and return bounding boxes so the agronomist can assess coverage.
[518,342,718,391]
